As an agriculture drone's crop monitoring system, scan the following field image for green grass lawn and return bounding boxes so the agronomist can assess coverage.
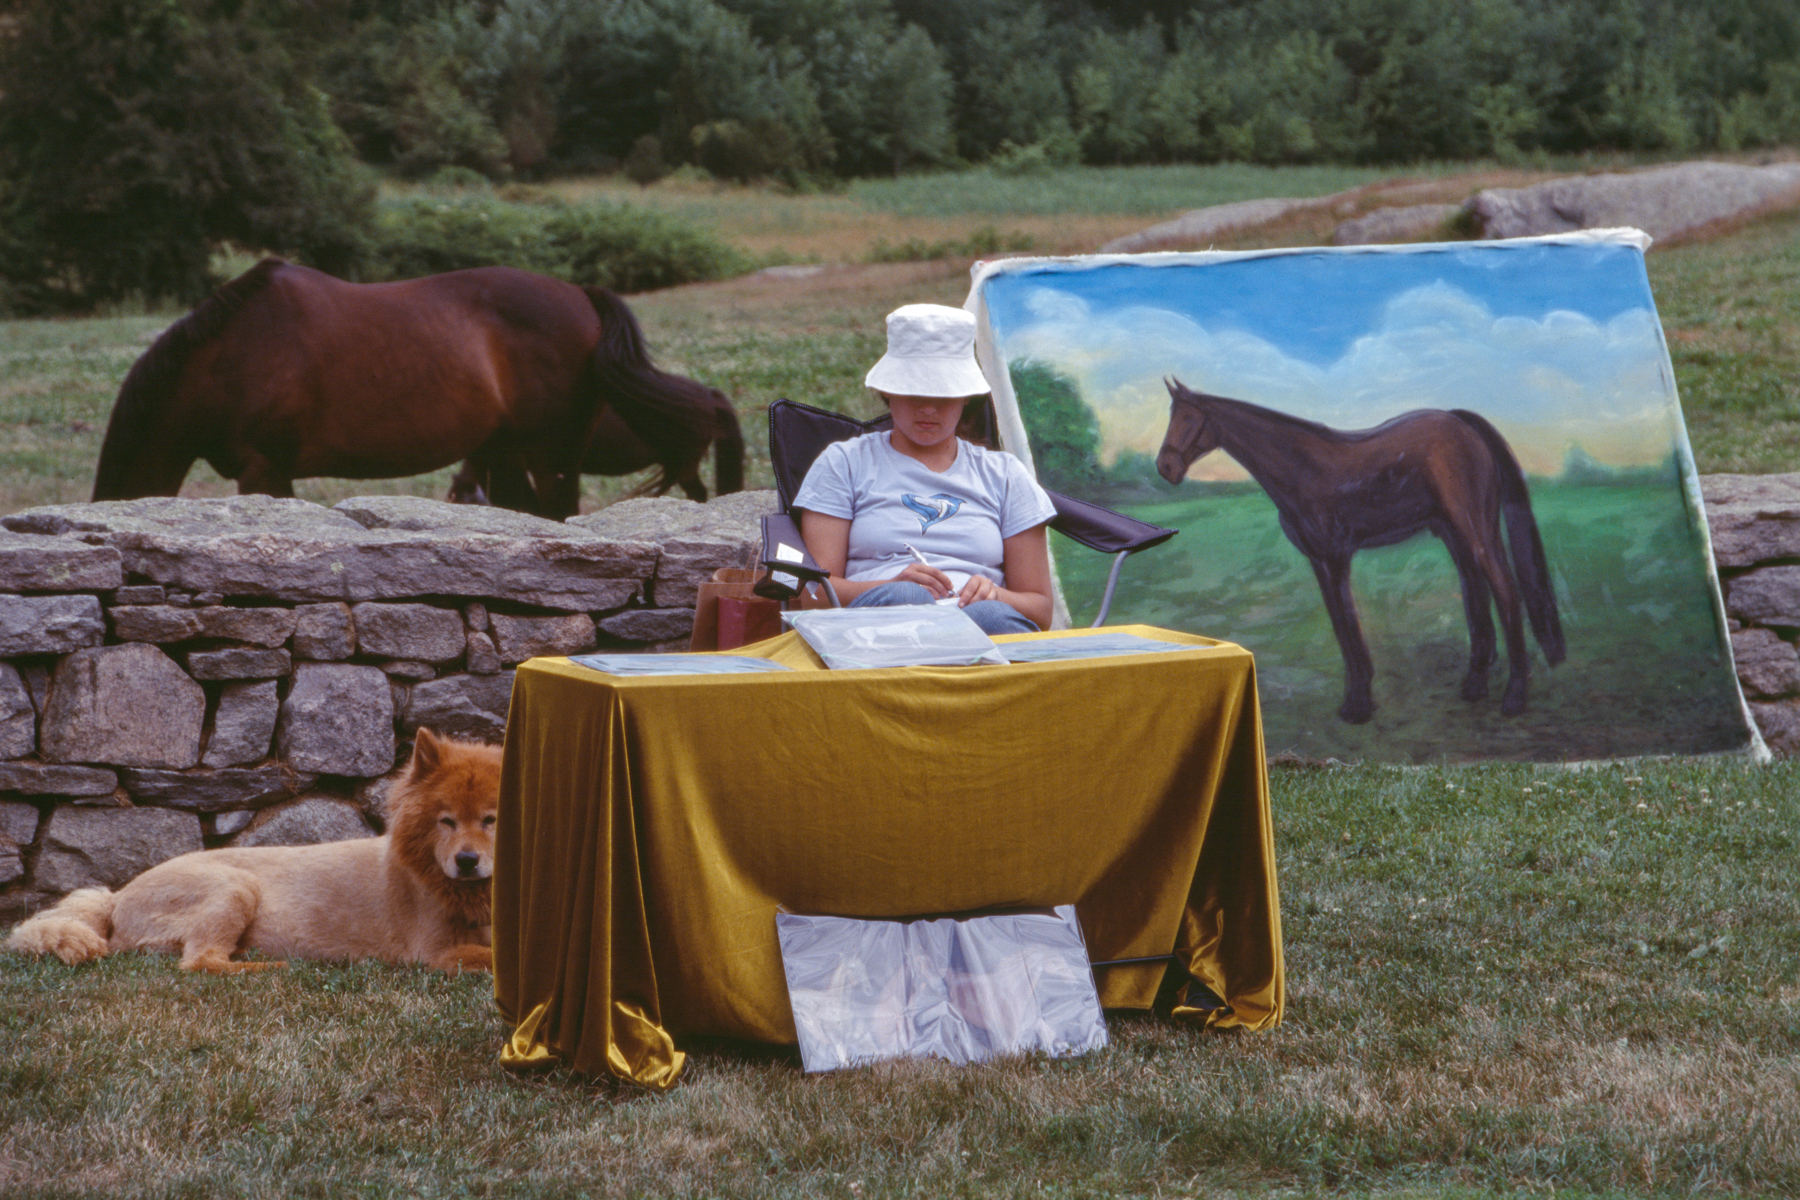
[3,758,1795,1197]
[2,163,1796,514]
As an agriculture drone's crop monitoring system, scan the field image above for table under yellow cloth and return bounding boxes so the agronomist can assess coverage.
[493,624,1282,1090]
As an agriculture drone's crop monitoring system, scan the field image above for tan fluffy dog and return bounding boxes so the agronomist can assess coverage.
[6,728,501,973]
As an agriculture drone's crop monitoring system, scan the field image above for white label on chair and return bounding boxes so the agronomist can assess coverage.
[776,543,805,563]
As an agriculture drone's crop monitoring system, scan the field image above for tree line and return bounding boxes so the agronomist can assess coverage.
[2,0,1796,310]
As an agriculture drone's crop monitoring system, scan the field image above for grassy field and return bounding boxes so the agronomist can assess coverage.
[3,757,1796,1197]
[2,162,1796,518]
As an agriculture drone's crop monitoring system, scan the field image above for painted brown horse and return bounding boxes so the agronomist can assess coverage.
[92,259,724,518]
[1158,379,1564,723]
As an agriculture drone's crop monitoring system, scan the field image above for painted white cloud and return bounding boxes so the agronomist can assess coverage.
[1000,279,1682,479]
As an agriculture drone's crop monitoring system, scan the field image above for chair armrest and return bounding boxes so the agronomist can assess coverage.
[1044,489,1178,555]
[755,513,830,601]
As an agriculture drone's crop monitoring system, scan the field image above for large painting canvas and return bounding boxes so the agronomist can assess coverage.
[968,232,1758,763]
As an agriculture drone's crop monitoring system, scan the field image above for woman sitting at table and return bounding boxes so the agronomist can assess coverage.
[792,303,1055,636]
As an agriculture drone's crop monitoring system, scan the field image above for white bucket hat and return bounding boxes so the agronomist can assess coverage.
[864,304,992,398]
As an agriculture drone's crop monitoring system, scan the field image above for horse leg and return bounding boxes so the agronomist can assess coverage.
[677,469,707,502]
[447,460,491,506]
[1309,555,1376,724]
[485,465,536,512]
[1438,527,1497,702]
[1463,521,1532,716]
[234,454,295,499]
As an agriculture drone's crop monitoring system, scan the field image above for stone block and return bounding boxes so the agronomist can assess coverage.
[1749,698,1800,756]
[0,529,123,592]
[1725,567,1800,627]
[114,600,294,645]
[110,605,206,643]
[1701,473,1800,569]
[35,804,203,892]
[464,601,489,632]
[466,631,501,674]
[1467,161,1800,243]
[195,606,298,647]
[380,660,437,681]
[402,672,514,742]
[333,495,577,538]
[1730,628,1800,698]
[352,602,466,662]
[118,764,303,812]
[487,613,596,664]
[234,795,374,847]
[0,799,39,844]
[0,841,19,885]
[202,680,280,767]
[112,584,166,605]
[294,602,356,660]
[277,663,396,778]
[0,761,117,797]
[186,646,292,680]
[0,663,34,758]
[212,810,255,838]
[0,594,105,656]
[41,644,205,768]
[598,607,698,643]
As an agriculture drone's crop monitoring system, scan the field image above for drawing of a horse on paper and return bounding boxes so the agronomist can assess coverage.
[1157,379,1565,724]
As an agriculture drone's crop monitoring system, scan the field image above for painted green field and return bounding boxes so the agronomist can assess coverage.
[1056,478,1746,763]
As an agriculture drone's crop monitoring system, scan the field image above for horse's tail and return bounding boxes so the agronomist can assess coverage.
[1454,410,1566,665]
[583,286,742,496]
[5,887,117,965]
[92,258,286,501]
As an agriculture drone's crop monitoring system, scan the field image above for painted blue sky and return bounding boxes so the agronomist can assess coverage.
[977,240,1687,478]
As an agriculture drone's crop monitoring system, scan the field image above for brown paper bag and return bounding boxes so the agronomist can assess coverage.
[690,566,766,651]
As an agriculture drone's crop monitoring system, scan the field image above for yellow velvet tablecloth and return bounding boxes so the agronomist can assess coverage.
[493,624,1282,1089]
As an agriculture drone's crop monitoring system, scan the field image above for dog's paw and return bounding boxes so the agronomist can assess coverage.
[436,944,493,973]
[7,920,109,965]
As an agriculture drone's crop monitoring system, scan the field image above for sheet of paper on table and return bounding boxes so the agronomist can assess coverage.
[776,904,1107,1073]
[567,653,791,676]
[1000,632,1201,663]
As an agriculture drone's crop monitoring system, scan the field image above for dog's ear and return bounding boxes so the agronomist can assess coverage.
[410,727,444,777]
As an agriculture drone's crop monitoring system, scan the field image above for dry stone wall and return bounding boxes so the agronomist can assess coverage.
[1702,474,1800,756]
[1,476,1795,918]
[0,490,774,919]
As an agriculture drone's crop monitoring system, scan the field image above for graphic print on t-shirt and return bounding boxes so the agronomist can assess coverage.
[901,493,963,532]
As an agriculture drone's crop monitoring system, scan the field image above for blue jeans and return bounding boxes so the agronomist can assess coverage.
[847,580,1039,636]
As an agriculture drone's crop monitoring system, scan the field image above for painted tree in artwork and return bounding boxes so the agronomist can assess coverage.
[1009,360,1102,493]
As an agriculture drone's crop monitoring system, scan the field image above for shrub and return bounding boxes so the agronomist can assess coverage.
[359,195,751,292]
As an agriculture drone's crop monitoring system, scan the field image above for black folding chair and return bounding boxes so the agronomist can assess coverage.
[755,398,1176,626]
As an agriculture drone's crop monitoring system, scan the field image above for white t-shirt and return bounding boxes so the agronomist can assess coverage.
[793,433,1056,585]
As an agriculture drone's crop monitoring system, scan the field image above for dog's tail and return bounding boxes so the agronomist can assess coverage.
[5,887,117,964]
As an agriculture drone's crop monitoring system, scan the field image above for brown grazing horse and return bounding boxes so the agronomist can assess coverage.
[92,259,725,518]
[446,378,743,505]
[1158,379,1564,723]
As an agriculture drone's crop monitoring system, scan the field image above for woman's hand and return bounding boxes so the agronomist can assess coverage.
[955,573,1001,607]
[896,561,957,599]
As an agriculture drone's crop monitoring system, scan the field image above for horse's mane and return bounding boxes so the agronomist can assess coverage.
[1175,385,1345,441]
[92,258,287,499]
